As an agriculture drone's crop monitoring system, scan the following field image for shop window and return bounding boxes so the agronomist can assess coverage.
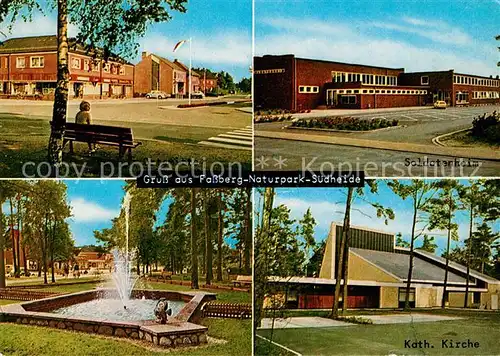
[30,56,44,68]
[421,76,429,85]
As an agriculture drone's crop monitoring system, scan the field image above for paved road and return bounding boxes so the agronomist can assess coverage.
[257,105,499,145]
[0,96,251,129]
[254,137,500,177]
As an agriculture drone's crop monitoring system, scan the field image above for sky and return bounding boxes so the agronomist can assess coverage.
[256,180,499,257]
[0,0,252,80]
[255,0,500,77]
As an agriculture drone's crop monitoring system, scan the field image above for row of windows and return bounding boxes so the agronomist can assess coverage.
[472,91,500,99]
[71,57,126,75]
[15,56,44,69]
[4,55,126,75]
[454,75,499,87]
[298,85,319,93]
[332,71,398,86]
[328,88,428,95]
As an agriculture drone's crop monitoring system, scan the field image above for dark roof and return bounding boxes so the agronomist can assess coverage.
[0,35,132,64]
[414,249,500,284]
[351,247,468,284]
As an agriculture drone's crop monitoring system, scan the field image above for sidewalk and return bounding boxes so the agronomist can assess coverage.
[255,130,500,161]
[0,96,229,106]
[291,106,434,118]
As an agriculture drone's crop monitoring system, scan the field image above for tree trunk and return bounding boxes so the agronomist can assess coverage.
[464,205,473,308]
[341,212,352,315]
[0,196,6,288]
[48,0,69,167]
[191,188,199,289]
[442,192,452,308]
[136,257,140,276]
[216,190,223,282]
[22,245,28,276]
[331,187,353,318]
[244,187,252,275]
[404,199,418,311]
[254,188,274,330]
[205,194,213,285]
[9,198,18,277]
[16,197,22,276]
[51,221,56,283]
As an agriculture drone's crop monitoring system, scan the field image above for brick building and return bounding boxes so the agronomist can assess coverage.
[399,70,500,107]
[197,70,218,93]
[173,59,200,94]
[254,54,500,110]
[134,52,187,97]
[0,35,134,100]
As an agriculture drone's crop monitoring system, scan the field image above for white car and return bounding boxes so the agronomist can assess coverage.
[146,90,169,99]
[191,91,205,99]
[433,100,447,109]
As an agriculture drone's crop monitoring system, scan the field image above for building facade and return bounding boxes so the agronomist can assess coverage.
[254,54,500,110]
[0,36,134,100]
[198,71,218,93]
[267,223,500,310]
[134,52,187,97]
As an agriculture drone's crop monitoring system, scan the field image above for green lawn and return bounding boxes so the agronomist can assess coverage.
[0,114,251,177]
[0,278,251,355]
[0,318,251,356]
[0,300,19,306]
[256,310,500,355]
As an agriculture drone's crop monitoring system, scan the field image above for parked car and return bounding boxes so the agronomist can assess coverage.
[205,91,219,97]
[191,91,205,99]
[145,90,169,99]
[433,100,447,109]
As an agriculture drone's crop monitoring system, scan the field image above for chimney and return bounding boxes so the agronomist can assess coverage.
[142,51,150,59]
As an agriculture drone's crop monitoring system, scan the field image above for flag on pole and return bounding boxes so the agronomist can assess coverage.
[173,40,187,53]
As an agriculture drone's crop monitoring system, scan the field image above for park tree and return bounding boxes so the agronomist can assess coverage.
[305,240,326,277]
[254,188,274,330]
[470,223,499,274]
[299,208,316,275]
[0,0,187,166]
[237,77,251,93]
[331,181,395,317]
[458,180,499,307]
[190,188,199,289]
[417,235,438,253]
[388,179,438,311]
[425,180,460,308]
[396,233,410,248]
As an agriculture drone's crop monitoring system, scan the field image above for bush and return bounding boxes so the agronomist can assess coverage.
[291,116,399,131]
[471,111,499,143]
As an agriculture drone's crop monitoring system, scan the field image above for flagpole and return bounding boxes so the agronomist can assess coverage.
[189,37,192,105]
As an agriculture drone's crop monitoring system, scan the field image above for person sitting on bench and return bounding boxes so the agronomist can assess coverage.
[75,101,97,153]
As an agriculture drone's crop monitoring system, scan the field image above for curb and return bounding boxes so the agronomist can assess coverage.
[432,127,472,147]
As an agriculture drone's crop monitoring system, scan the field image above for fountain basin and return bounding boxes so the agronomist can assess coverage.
[0,289,216,348]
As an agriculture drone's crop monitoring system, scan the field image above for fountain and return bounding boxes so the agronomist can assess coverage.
[110,191,138,309]
[0,190,216,348]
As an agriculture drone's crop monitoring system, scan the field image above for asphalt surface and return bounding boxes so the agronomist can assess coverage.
[255,105,500,176]
[254,137,499,177]
[256,105,500,145]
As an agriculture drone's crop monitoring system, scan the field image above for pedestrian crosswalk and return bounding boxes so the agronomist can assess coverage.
[199,126,253,150]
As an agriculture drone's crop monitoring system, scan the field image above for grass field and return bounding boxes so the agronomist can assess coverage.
[256,309,500,355]
[0,277,251,355]
[0,107,251,177]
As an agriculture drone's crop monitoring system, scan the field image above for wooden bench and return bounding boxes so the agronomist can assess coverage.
[63,123,142,160]
[160,271,173,280]
[201,301,251,319]
[232,275,252,287]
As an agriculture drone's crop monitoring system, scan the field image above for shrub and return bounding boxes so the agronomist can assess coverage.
[471,111,499,143]
[291,116,399,131]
